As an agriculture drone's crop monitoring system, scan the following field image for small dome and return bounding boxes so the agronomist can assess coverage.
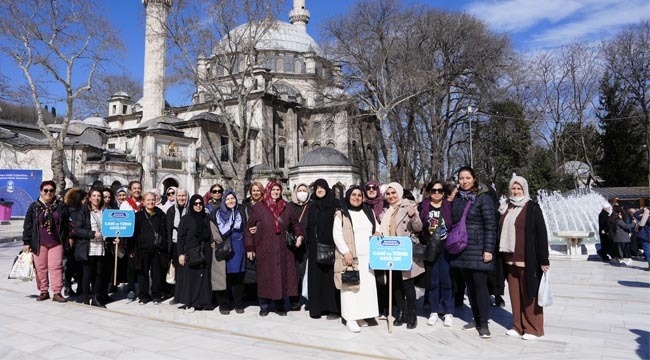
[111,91,130,99]
[298,147,351,166]
[226,20,322,55]
[82,116,108,128]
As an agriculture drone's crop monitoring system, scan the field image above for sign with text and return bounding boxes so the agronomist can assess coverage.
[101,210,135,237]
[369,236,412,271]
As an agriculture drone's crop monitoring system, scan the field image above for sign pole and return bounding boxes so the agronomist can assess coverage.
[113,237,119,287]
[388,265,393,334]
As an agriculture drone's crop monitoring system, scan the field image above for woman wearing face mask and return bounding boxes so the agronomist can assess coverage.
[379,182,423,329]
[289,183,311,311]
[451,166,497,339]
[306,179,341,319]
[498,175,549,340]
[245,181,304,316]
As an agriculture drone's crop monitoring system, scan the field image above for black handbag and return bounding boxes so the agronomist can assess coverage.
[214,237,233,261]
[244,258,257,284]
[74,239,89,262]
[424,230,442,262]
[185,244,205,267]
[316,242,335,265]
[341,265,360,285]
[285,231,297,247]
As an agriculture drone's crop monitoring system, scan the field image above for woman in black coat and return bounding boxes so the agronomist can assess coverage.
[131,192,168,304]
[497,175,549,340]
[450,166,497,339]
[175,194,213,311]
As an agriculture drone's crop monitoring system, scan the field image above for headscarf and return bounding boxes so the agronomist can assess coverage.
[385,182,404,202]
[217,190,242,236]
[345,186,363,212]
[363,180,385,221]
[115,187,128,206]
[263,181,286,234]
[341,185,377,234]
[188,194,208,238]
[309,179,340,246]
[291,183,311,205]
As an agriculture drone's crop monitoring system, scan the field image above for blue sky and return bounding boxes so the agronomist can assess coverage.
[7,0,649,112]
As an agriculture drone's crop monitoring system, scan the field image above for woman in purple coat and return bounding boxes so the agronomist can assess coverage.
[245,181,304,316]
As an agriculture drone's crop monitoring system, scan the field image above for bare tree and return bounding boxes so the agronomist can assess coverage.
[76,73,142,119]
[164,0,285,193]
[0,0,120,192]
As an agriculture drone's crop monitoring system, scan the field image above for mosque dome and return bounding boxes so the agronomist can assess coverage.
[82,116,109,128]
[298,147,351,166]
[226,20,322,55]
[111,91,130,99]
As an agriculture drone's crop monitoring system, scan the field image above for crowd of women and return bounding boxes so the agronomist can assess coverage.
[22,166,551,340]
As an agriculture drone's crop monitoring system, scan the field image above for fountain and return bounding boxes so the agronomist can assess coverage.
[536,189,608,259]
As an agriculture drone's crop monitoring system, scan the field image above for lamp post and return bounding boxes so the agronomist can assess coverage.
[467,106,477,168]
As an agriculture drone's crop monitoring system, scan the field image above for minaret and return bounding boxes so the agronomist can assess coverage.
[289,0,310,32]
[142,0,171,122]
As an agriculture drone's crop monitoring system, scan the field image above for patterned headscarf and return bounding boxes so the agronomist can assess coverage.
[263,181,286,234]
[217,190,242,236]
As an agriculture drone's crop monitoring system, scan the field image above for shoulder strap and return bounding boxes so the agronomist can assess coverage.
[298,203,309,223]
[461,201,473,219]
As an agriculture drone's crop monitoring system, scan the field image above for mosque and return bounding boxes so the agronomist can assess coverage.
[0,0,378,206]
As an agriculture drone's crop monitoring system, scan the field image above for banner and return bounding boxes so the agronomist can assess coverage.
[0,170,43,217]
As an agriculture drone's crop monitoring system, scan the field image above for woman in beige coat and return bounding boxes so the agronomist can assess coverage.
[379,182,424,329]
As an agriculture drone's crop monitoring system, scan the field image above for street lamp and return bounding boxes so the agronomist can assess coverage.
[467,106,478,168]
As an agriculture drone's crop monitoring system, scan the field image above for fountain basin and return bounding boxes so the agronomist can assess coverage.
[553,231,595,260]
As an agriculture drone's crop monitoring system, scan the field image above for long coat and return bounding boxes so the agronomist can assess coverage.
[175,213,213,307]
[379,199,425,280]
[449,191,497,271]
[245,202,303,300]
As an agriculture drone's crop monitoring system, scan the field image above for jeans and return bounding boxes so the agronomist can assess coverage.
[427,251,454,315]
[640,239,650,265]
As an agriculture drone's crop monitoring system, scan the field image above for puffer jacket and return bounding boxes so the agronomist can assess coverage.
[449,188,497,271]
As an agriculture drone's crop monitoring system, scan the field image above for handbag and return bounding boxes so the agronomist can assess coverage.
[446,201,472,254]
[316,242,335,265]
[537,271,553,307]
[425,229,442,262]
[285,204,308,247]
[341,265,360,285]
[8,251,35,281]
[214,237,233,261]
[165,261,175,284]
[185,244,205,267]
[74,239,89,262]
[244,258,257,285]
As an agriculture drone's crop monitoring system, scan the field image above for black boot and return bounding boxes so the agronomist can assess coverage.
[393,309,404,326]
[406,310,417,329]
[91,295,106,308]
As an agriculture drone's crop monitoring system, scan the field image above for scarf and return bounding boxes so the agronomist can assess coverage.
[115,187,128,207]
[309,178,339,245]
[263,181,286,234]
[126,196,142,211]
[172,201,187,243]
[341,186,376,234]
[458,189,476,202]
[217,190,242,236]
[363,180,385,222]
[188,194,207,238]
[499,204,525,253]
[37,197,58,235]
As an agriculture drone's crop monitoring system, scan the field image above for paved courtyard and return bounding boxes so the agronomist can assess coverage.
[0,220,648,359]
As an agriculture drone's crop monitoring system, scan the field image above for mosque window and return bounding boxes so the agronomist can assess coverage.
[284,56,295,73]
[220,136,229,161]
[122,105,128,114]
[278,145,285,168]
[111,105,116,115]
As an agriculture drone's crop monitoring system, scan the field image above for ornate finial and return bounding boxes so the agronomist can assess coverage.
[142,0,171,7]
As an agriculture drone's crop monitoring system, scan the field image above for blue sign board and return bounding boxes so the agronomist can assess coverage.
[0,169,42,217]
[369,236,412,271]
[101,210,135,237]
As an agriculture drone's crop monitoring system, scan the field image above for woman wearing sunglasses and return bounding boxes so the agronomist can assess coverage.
[23,180,70,303]
[205,184,224,214]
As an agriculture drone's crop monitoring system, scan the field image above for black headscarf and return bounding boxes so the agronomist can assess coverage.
[308,179,339,246]
[189,194,208,238]
[342,185,376,234]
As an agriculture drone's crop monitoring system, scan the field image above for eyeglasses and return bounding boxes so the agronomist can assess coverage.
[166,191,175,196]
[211,189,223,194]
[365,185,377,191]
[193,202,203,206]
[430,188,444,194]
[42,188,55,193]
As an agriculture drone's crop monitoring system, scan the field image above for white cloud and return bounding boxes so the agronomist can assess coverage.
[466,0,585,32]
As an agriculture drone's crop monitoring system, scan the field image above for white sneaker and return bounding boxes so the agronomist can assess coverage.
[346,321,361,333]
[522,333,542,340]
[185,307,195,313]
[427,314,439,326]
[506,329,520,337]
[443,314,454,327]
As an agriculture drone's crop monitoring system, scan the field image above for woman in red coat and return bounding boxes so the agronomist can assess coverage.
[245,181,304,316]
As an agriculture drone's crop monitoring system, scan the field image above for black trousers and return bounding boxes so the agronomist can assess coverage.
[217,272,245,310]
[598,234,613,260]
[81,255,104,301]
[392,273,416,315]
[376,270,389,314]
[462,269,490,327]
[137,251,167,300]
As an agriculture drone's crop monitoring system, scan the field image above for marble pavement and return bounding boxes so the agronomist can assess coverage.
[0,224,648,359]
